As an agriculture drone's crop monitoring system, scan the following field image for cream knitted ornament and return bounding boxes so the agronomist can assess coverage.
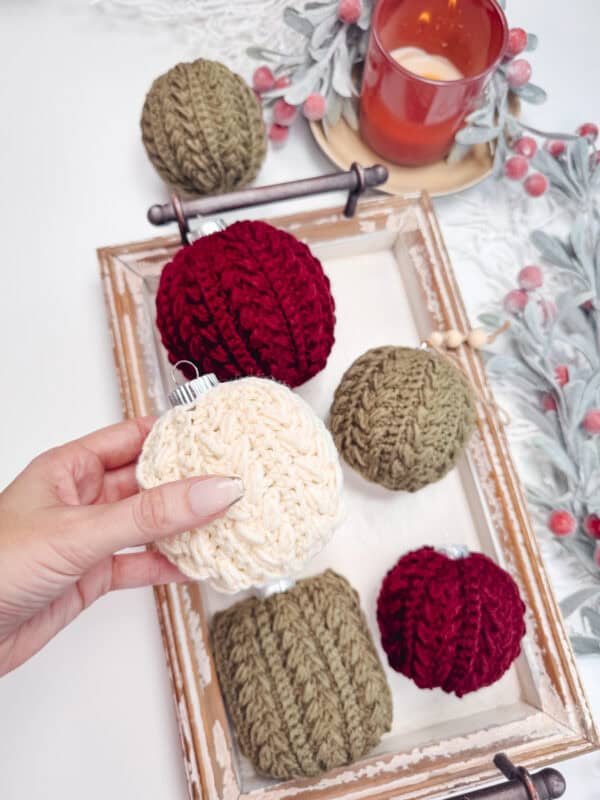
[137,378,343,592]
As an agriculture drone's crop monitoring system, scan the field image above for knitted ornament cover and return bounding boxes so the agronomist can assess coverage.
[330,346,476,492]
[156,220,336,387]
[377,547,526,697]
[141,59,266,196]
[211,570,393,780]
[136,378,343,592]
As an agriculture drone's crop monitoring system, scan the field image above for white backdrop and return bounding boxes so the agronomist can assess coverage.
[0,1,599,797]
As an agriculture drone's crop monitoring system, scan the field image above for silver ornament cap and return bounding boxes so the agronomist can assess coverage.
[168,362,219,407]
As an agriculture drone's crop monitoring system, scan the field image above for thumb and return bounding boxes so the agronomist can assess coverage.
[70,475,244,563]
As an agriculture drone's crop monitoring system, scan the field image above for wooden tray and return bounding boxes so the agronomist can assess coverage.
[98,194,598,800]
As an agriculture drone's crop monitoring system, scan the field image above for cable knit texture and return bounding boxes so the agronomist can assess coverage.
[211,570,393,780]
[141,59,266,196]
[330,346,476,492]
[155,220,336,386]
[377,547,526,697]
[136,378,343,592]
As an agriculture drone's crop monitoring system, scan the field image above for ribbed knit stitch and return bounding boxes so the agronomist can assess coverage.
[155,219,336,387]
[136,378,343,592]
[377,547,526,697]
[211,570,393,780]
[141,59,266,196]
[329,346,476,492]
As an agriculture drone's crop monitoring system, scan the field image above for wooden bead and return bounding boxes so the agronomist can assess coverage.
[467,328,489,349]
[428,331,445,348]
[444,329,466,349]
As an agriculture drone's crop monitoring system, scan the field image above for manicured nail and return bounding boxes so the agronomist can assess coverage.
[188,476,244,518]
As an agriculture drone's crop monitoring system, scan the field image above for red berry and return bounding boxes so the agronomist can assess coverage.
[504,155,529,180]
[275,75,291,89]
[524,173,549,197]
[507,58,532,88]
[542,392,558,412]
[253,65,275,93]
[273,99,297,126]
[554,365,569,386]
[518,265,543,290]
[514,137,537,159]
[582,299,595,311]
[582,409,600,434]
[545,139,566,158]
[303,93,327,121]
[548,510,576,536]
[584,514,600,540]
[577,122,598,142]
[505,27,528,58]
[268,122,289,146]
[337,0,362,24]
[504,289,529,313]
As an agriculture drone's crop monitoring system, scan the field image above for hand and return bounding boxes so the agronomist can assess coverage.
[0,418,244,677]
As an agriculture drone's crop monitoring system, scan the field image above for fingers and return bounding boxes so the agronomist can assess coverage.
[0,551,187,676]
[110,551,187,590]
[98,463,139,504]
[74,417,157,470]
[71,475,244,563]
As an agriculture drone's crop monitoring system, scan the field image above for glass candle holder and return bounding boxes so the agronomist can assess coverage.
[360,0,508,166]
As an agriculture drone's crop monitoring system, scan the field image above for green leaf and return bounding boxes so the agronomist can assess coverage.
[560,587,600,618]
[341,96,359,129]
[311,13,337,50]
[284,61,326,104]
[532,435,579,483]
[284,6,314,36]
[332,42,353,97]
[455,125,500,145]
[446,142,471,164]
[571,136,591,191]
[531,229,575,269]
[478,313,501,329]
[325,89,342,127]
[582,606,600,638]
[525,33,539,51]
[512,83,547,104]
[570,634,600,655]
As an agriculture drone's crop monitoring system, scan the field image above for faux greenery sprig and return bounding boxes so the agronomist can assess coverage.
[482,135,600,653]
[248,0,372,145]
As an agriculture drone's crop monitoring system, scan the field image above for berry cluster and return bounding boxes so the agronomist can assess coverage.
[253,66,328,146]
[503,123,598,198]
[251,0,363,147]
[502,262,600,559]
[549,510,600,566]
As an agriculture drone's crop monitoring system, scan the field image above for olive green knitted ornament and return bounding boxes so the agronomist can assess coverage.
[330,346,477,492]
[211,570,392,781]
[141,59,267,196]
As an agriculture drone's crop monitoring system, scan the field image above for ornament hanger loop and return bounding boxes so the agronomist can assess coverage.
[171,360,199,385]
[171,192,191,245]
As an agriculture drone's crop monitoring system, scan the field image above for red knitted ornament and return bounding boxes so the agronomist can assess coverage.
[377,547,526,697]
[155,220,336,386]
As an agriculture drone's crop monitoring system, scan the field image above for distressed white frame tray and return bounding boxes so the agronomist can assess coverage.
[98,194,598,800]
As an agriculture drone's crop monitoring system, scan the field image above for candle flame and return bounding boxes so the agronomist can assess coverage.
[418,10,431,23]
[448,0,457,8]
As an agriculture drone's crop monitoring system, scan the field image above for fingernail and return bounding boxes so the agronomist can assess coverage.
[188,476,244,518]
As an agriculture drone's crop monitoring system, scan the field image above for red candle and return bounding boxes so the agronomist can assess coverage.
[360,0,508,166]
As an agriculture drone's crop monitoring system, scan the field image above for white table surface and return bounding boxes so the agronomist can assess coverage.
[1,1,599,797]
